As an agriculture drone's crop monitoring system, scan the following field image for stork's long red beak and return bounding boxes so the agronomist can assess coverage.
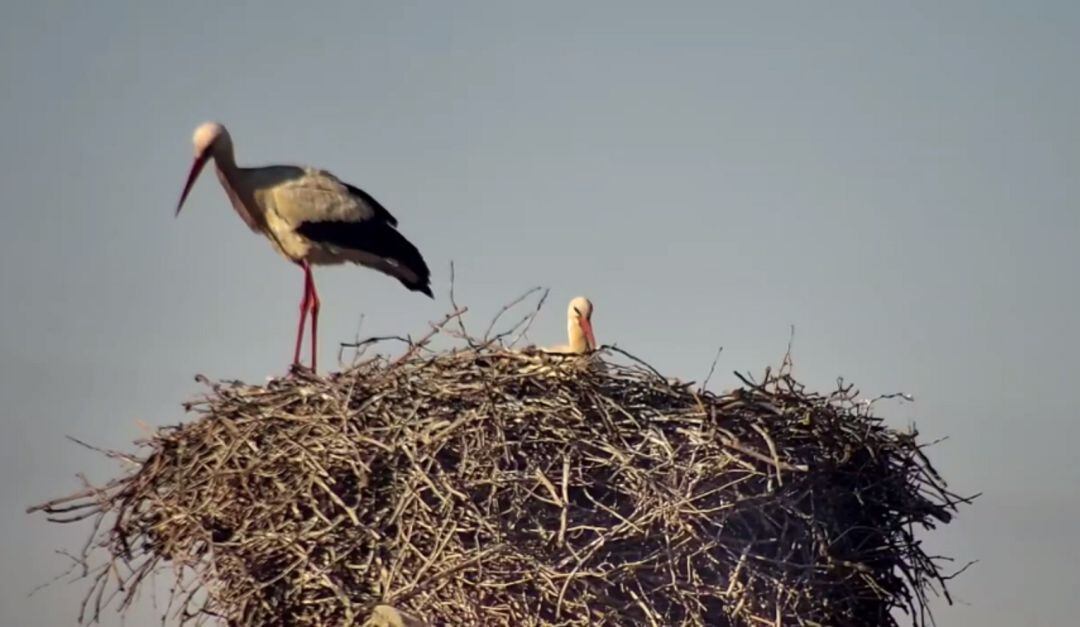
[580,316,596,351]
[175,151,211,216]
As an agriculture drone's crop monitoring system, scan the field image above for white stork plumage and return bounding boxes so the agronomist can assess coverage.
[543,296,597,354]
[175,122,432,372]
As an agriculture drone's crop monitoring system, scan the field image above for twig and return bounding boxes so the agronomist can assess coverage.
[700,345,724,393]
[448,261,472,344]
[390,307,467,367]
[482,286,543,341]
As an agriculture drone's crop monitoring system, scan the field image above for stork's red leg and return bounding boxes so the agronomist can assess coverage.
[292,263,313,367]
[306,263,321,371]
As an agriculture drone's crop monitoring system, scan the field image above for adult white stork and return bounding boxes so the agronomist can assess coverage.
[175,122,433,372]
[543,296,597,354]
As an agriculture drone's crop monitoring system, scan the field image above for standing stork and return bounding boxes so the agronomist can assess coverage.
[175,122,433,372]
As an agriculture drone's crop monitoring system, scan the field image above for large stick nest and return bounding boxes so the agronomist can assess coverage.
[29,300,969,626]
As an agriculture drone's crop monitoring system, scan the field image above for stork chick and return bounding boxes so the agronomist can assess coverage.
[543,296,596,354]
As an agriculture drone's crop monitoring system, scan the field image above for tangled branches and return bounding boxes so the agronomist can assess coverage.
[28,304,969,626]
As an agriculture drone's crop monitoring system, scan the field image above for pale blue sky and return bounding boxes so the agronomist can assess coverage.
[2,2,1078,625]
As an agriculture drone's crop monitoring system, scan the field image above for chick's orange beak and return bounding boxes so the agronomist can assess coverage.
[579,316,596,351]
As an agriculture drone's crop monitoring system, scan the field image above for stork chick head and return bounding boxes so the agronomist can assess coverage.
[567,296,596,352]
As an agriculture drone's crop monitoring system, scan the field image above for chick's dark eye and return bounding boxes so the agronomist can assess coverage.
[573,307,581,316]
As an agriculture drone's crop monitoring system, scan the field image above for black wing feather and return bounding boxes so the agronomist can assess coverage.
[297,219,432,297]
[343,183,398,227]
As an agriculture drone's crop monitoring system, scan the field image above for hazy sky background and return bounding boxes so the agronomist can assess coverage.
[1,1,1077,625]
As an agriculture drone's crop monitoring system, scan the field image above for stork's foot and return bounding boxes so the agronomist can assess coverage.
[287,362,317,379]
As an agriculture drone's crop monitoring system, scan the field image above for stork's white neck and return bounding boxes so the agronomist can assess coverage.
[567,317,589,353]
[212,155,266,233]
[211,142,238,173]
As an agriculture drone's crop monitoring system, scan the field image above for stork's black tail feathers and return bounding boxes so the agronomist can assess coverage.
[296,220,433,298]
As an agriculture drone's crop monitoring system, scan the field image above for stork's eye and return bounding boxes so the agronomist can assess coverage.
[573,307,581,316]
